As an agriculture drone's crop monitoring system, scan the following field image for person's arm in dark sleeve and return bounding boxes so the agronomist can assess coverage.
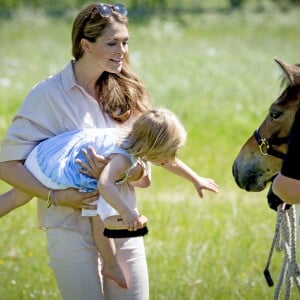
[272,108,300,204]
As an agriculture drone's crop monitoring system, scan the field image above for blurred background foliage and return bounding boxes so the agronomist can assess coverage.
[0,0,299,18]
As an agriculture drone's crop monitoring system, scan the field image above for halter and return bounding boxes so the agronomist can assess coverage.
[253,129,289,160]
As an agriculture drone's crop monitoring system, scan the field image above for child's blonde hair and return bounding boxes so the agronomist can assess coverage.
[124,108,187,163]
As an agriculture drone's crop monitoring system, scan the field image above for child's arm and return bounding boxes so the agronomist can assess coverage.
[98,155,146,231]
[0,187,33,217]
[162,158,219,197]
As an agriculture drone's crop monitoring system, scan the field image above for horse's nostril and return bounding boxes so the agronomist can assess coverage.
[244,173,257,191]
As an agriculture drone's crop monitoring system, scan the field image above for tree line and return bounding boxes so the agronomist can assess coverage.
[0,0,299,17]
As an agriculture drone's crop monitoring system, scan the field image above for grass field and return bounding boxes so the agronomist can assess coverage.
[1,3,300,299]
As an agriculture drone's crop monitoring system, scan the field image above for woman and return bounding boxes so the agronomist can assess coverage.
[0,3,151,299]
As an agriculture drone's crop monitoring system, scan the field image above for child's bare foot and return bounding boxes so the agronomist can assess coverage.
[102,264,128,289]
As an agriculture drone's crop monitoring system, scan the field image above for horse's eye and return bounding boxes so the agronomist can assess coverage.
[270,111,282,120]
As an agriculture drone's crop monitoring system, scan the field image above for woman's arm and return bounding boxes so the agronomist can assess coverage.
[0,160,49,198]
[162,158,219,197]
[0,160,99,209]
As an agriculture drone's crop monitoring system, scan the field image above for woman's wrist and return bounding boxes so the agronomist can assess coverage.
[136,160,147,179]
[136,163,145,180]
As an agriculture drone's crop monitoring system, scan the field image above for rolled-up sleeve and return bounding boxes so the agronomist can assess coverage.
[0,83,59,162]
[0,117,52,161]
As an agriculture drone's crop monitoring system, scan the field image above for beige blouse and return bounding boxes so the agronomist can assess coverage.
[0,61,137,230]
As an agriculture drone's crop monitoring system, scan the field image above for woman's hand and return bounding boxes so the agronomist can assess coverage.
[128,163,144,182]
[54,188,99,210]
[128,161,151,188]
[76,146,108,179]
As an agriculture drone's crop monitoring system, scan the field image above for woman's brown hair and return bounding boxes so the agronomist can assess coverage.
[71,4,151,122]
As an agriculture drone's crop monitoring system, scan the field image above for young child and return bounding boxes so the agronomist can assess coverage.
[0,108,219,289]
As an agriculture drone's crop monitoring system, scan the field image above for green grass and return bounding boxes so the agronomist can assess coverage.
[1,4,300,299]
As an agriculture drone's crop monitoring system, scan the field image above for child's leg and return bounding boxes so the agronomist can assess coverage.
[97,195,148,230]
[91,216,128,289]
[0,188,33,217]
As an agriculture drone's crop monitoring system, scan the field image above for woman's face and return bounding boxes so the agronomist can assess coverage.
[85,22,129,74]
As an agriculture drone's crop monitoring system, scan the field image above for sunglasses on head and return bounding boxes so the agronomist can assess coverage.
[81,3,127,41]
[95,3,127,17]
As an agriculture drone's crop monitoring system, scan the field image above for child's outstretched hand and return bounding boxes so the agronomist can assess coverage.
[193,177,219,198]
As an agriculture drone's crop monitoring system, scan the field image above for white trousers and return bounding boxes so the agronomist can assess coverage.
[47,225,149,300]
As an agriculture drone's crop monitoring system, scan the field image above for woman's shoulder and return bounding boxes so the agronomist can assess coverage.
[25,62,71,100]
[21,79,57,111]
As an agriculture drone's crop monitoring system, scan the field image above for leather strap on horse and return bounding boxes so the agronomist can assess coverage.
[254,129,289,160]
[264,204,300,299]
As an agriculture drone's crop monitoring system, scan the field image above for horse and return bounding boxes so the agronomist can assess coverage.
[232,58,300,298]
[232,58,300,193]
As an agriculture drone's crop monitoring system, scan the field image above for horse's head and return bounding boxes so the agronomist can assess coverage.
[232,58,300,192]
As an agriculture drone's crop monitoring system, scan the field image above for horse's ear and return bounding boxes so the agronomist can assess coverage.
[274,57,300,85]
